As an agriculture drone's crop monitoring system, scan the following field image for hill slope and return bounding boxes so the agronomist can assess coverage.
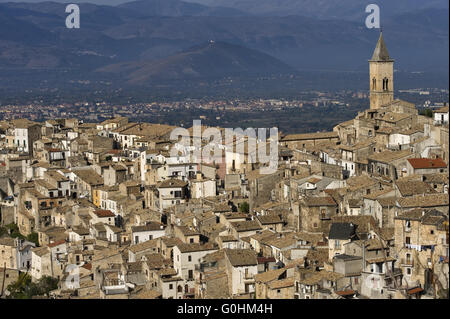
[97,41,295,83]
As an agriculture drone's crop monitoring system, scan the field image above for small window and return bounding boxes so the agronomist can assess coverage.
[188,255,192,262]
[430,230,434,235]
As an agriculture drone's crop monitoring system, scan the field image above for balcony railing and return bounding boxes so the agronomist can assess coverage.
[400,258,414,267]
[244,273,254,280]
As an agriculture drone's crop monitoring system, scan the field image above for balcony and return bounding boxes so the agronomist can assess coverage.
[243,273,255,281]
[400,258,414,267]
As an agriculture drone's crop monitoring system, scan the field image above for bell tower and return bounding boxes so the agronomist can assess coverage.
[369,32,394,110]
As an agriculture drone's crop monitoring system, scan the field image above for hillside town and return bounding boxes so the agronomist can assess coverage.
[0,33,448,300]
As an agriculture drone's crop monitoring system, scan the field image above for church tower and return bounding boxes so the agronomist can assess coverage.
[369,32,394,110]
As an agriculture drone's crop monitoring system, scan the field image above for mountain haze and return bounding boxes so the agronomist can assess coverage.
[97,41,294,84]
[0,0,447,90]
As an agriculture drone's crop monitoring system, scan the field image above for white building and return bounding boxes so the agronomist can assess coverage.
[190,176,216,199]
[173,243,217,291]
[224,248,258,296]
[434,106,449,125]
[131,222,166,244]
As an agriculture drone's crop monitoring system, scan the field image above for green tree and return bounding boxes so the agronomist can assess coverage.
[26,232,40,247]
[0,226,7,237]
[239,202,249,214]
[4,223,25,240]
[6,272,32,299]
[419,108,433,118]
[6,274,58,299]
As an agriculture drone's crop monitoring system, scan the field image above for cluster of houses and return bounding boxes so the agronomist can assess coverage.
[0,33,448,299]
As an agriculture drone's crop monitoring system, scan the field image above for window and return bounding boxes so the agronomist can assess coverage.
[188,255,192,262]
[405,237,411,244]
[430,230,434,235]
[335,240,340,249]
[188,270,193,279]
[169,284,173,290]
[406,268,411,275]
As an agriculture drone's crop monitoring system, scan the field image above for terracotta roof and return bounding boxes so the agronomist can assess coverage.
[230,220,262,232]
[128,238,159,253]
[407,158,447,169]
[224,248,258,267]
[368,150,412,164]
[303,196,336,207]
[175,225,200,236]
[157,178,188,188]
[132,222,164,233]
[176,243,217,253]
[82,263,92,271]
[336,289,356,296]
[366,256,396,263]
[268,277,295,289]
[93,210,115,218]
[395,181,436,196]
[48,239,66,248]
[254,268,286,283]
[397,194,449,208]
[256,214,283,225]
[407,287,424,295]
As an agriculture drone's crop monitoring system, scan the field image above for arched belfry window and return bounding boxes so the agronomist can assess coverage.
[383,78,389,91]
[372,78,376,90]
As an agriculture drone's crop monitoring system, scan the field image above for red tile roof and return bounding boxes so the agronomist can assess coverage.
[48,239,66,248]
[82,263,92,271]
[257,257,276,264]
[407,287,424,295]
[408,158,447,169]
[336,289,356,296]
[93,209,115,218]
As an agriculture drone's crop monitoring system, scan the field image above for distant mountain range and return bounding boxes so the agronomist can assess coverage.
[0,0,448,91]
[181,0,449,20]
[1,0,447,20]
[97,41,294,84]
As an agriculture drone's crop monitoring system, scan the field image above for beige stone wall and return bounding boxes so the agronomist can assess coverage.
[267,286,294,299]
[0,244,18,269]
[370,61,394,110]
